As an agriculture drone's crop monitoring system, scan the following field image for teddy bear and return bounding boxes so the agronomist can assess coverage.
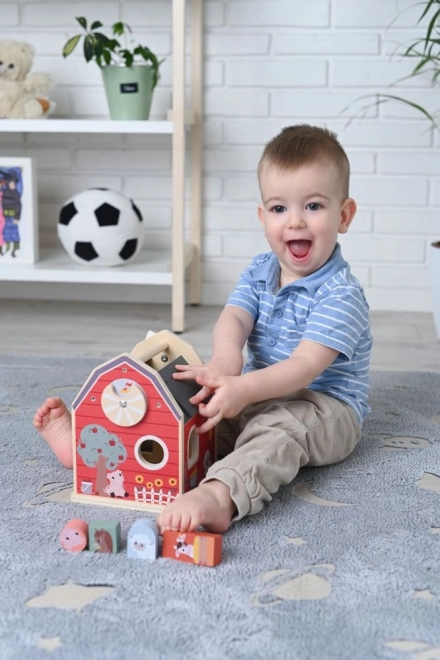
[0,40,54,119]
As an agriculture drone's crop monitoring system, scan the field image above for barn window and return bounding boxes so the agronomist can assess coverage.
[135,435,169,471]
[187,425,199,469]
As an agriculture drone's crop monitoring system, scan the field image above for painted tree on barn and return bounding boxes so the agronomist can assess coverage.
[77,424,127,496]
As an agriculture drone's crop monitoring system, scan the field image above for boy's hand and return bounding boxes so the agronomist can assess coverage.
[173,363,217,405]
[195,372,249,434]
[173,364,248,433]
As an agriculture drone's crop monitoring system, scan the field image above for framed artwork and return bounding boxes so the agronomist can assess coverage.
[0,157,38,264]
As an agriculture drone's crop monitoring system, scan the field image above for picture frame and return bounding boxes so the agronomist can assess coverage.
[0,157,38,264]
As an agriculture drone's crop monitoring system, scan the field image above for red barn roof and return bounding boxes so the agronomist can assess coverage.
[72,354,183,420]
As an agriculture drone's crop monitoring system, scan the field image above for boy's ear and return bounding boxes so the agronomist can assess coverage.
[258,204,264,225]
[338,197,357,234]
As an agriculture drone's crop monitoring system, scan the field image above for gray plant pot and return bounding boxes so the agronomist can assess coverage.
[101,64,154,120]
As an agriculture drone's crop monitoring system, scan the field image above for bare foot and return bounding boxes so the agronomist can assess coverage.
[33,397,73,468]
[157,480,236,534]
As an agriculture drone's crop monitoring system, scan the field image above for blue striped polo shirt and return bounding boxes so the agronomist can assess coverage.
[226,243,372,425]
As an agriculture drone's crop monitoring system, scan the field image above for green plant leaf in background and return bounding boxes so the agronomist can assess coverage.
[344,0,440,131]
[62,35,80,58]
[62,16,164,81]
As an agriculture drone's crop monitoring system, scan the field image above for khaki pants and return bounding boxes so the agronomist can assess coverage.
[201,389,361,521]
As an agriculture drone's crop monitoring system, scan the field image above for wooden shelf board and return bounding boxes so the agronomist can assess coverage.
[0,119,174,134]
[0,248,179,286]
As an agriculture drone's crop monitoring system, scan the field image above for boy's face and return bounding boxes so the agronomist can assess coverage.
[258,161,356,285]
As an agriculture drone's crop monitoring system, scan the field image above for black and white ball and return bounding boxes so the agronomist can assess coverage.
[58,188,144,267]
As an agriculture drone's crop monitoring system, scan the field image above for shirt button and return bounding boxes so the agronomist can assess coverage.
[275,310,283,318]
[268,339,276,346]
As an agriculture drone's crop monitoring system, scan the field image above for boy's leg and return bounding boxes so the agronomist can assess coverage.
[202,389,361,520]
[155,416,242,533]
[156,391,360,533]
[216,415,242,459]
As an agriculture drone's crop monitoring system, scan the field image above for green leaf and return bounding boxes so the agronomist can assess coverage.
[418,0,438,23]
[76,16,87,30]
[93,39,103,58]
[90,21,103,31]
[424,8,440,52]
[83,34,95,62]
[62,35,81,57]
[108,38,121,51]
[112,21,125,36]
[93,32,113,48]
[121,50,134,67]
[379,93,439,128]
[402,39,425,57]
[343,93,439,131]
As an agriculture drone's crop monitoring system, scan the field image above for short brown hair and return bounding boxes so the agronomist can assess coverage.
[257,124,350,198]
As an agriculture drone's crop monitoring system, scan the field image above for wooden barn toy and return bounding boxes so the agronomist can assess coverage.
[71,330,216,512]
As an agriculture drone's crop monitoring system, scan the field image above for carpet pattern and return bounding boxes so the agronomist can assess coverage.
[2,354,440,659]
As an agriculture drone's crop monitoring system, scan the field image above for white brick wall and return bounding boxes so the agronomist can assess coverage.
[1,0,438,311]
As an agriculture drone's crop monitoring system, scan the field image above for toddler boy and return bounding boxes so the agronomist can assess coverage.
[34,124,371,534]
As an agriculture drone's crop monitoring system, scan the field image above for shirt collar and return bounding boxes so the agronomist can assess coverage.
[252,244,347,295]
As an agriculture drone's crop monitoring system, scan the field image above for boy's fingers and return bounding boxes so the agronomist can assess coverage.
[189,385,213,404]
[196,415,219,434]
[195,374,220,391]
[173,369,197,380]
[174,363,198,371]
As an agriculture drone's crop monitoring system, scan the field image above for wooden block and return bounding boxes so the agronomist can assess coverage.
[59,519,89,552]
[127,519,159,560]
[161,530,222,566]
[88,520,121,554]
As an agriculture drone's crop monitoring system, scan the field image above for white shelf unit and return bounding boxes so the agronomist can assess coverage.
[0,0,202,333]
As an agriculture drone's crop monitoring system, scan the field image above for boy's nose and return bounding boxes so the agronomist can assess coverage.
[287,213,306,229]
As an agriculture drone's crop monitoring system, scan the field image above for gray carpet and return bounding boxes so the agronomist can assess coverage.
[2,354,440,660]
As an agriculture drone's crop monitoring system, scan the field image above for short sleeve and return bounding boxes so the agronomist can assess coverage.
[225,256,267,321]
[302,285,370,359]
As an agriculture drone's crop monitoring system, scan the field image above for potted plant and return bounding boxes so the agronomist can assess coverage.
[349,0,440,338]
[63,17,164,120]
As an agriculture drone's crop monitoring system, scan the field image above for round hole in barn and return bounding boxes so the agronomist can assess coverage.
[135,435,169,471]
[140,439,163,464]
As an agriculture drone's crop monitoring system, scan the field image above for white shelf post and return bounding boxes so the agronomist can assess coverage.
[189,0,203,306]
[172,0,186,333]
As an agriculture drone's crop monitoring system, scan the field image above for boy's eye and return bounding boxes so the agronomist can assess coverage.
[306,202,321,211]
[271,205,286,214]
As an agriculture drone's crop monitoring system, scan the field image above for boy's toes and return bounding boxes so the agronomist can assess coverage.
[169,512,183,531]
[178,512,192,532]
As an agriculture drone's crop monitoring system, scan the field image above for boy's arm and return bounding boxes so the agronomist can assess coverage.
[173,305,253,407]
[238,339,338,404]
[208,305,253,376]
[191,340,339,433]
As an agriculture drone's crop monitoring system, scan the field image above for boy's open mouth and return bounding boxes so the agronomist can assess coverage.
[288,240,312,259]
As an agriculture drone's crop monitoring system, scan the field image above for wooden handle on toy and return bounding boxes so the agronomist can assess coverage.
[131,337,169,363]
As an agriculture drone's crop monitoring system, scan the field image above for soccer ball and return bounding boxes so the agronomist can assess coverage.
[57,188,144,267]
